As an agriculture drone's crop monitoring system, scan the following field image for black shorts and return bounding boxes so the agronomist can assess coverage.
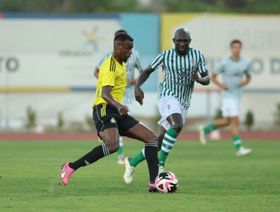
[92,104,139,136]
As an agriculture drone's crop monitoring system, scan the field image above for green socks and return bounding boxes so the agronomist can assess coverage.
[129,128,179,168]
[129,149,145,167]
[159,128,179,167]
[203,123,217,134]
[204,124,242,150]
[232,135,242,150]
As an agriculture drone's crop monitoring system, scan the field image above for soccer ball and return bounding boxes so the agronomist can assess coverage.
[155,171,178,193]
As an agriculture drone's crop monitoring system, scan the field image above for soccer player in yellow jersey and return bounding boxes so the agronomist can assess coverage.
[60,33,159,192]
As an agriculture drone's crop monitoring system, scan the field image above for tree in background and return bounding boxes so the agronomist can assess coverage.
[275,103,280,126]
[245,110,254,131]
[225,0,247,8]
[85,115,95,131]
[214,108,223,119]
[57,112,64,132]
[25,106,37,131]
[0,0,279,13]
[0,0,138,13]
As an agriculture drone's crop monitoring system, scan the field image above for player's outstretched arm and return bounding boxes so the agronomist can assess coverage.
[135,66,155,105]
[239,73,251,88]
[102,86,129,115]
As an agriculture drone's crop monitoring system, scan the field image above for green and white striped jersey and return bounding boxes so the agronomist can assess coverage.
[214,57,250,100]
[150,48,208,109]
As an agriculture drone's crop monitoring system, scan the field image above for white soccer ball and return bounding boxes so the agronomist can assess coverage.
[155,171,178,193]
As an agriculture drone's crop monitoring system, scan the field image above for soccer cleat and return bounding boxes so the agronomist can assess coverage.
[117,155,126,165]
[123,157,136,184]
[158,166,165,174]
[236,147,252,157]
[199,125,207,145]
[60,163,75,186]
[148,183,158,192]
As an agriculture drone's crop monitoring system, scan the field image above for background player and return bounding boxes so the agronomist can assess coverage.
[199,39,252,157]
[60,34,159,192]
[94,30,143,164]
[123,28,210,184]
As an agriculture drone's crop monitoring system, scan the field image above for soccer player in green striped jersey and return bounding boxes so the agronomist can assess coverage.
[123,28,210,184]
[199,39,252,157]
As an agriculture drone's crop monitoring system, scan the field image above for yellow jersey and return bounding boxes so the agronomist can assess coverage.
[93,56,127,107]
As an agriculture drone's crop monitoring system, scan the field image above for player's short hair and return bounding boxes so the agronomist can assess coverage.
[230,39,242,47]
[174,28,191,40]
[114,33,133,43]
[114,29,127,37]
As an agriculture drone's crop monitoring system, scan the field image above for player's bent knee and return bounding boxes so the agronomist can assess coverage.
[151,134,158,142]
[142,131,158,143]
[106,141,119,153]
[172,123,183,133]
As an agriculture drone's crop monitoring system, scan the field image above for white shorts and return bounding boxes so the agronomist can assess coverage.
[157,96,188,130]
[221,98,240,117]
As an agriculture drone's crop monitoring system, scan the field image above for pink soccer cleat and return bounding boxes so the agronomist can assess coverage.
[60,163,75,186]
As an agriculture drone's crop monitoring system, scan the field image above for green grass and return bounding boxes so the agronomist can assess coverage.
[0,140,280,212]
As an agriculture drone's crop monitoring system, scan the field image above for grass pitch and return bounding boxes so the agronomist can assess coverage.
[0,140,279,212]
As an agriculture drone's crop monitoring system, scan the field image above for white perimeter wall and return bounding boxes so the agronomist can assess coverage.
[1,91,279,130]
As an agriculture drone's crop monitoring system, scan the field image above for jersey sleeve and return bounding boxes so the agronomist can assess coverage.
[197,52,208,74]
[96,52,111,69]
[213,59,225,75]
[150,52,164,70]
[100,59,116,87]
